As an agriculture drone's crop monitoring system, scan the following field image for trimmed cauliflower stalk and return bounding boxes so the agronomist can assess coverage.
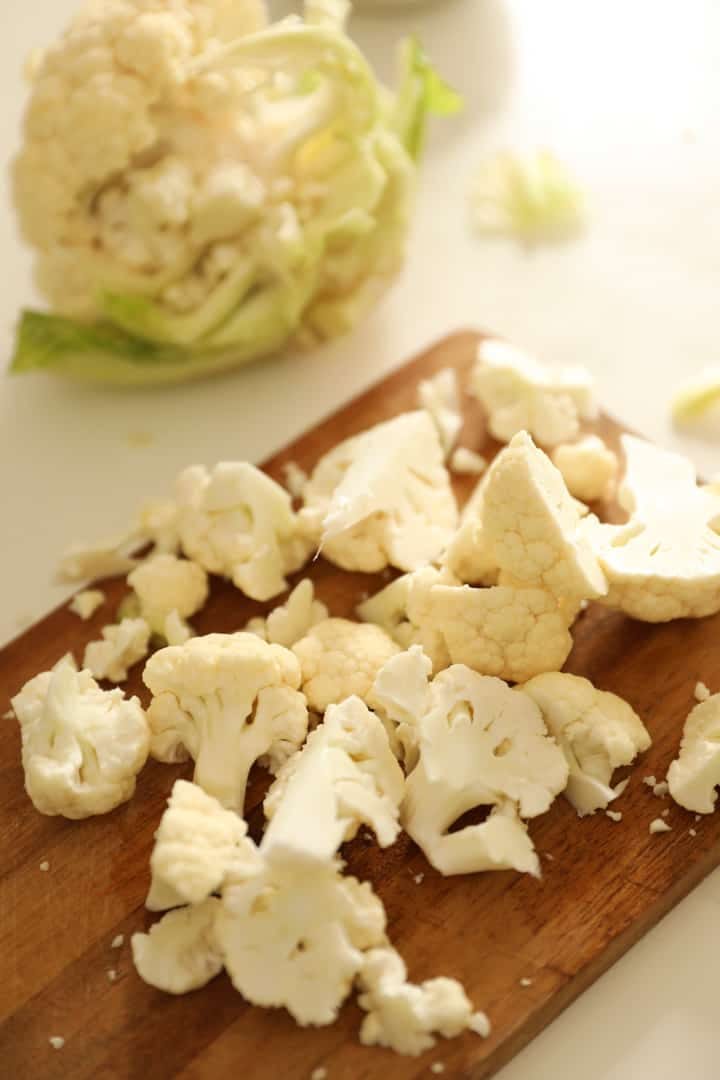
[83,617,152,683]
[292,618,400,713]
[131,897,224,995]
[302,411,458,573]
[371,645,433,767]
[245,578,328,648]
[146,779,263,912]
[12,2,456,385]
[520,673,650,816]
[417,367,462,456]
[471,339,597,446]
[357,568,455,674]
[11,656,149,818]
[587,435,720,621]
[667,694,720,813]
[358,946,490,1056]
[402,666,568,876]
[127,554,208,639]
[143,632,308,811]
[175,462,313,601]
[551,435,618,503]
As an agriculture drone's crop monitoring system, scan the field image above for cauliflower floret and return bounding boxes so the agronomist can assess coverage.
[402,665,568,876]
[449,447,487,476]
[68,589,105,620]
[417,368,462,456]
[127,553,208,636]
[58,531,139,583]
[371,646,433,768]
[143,632,308,812]
[292,618,400,713]
[302,411,458,573]
[11,656,149,818]
[471,339,597,447]
[551,435,618,503]
[146,779,263,912]
[175,462,313,602]
[667,694,720,813]
[131,898,224,995]
[263,696,405,857]
[357,568,455,674]
[520,672,651,816]
[358,946,490,1056]
[245,579,329,648]
[83,617,152,683]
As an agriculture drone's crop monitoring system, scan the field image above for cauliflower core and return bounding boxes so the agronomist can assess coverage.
[292,618,401,713]
[12,656,149,818]
[144,632,308,812]
[667,694,720,813]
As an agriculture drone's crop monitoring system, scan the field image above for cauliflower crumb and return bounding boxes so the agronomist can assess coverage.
[430,1065,446,1075]
[653,781,669,798]
[310,1069,328,1080]
[450,447,487,475]
[661,808,670,818]
[643,775,657,787]
[519,977,533,987]
[2,709,14,720]
[414,873,424,885]
[49,1037,65,1050]
[695,681,711,702]
[544,852,555,862]
[39,860,50,872]
[613,777,630,797]
[468,1012,492,1037]
[695,814,702,822]
[606,810,622,823]
[689,828,698,837]
[107,969,118,982]
[111,935,124,949]
[649,818,672,834]
[69,589,105,620]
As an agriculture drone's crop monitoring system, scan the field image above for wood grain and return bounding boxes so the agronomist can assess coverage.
[2,330,718,1080]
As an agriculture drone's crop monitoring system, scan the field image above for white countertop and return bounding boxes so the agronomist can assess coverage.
[1,1,719,1075]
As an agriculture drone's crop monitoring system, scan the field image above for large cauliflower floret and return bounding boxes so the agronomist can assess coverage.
[11,656,149,818]
[175,462,313,602]
[302,411,458,573]
[143,632,308,812]
[402,666,568,876]
[127,553,208,636]
[471,339,597,446]
[520,672,650,816]
[667,694,720,814]
[587,435,720,621]
[292,618,401,712]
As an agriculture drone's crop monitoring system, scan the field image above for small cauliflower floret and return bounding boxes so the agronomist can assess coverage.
[83,617,151,683]
[143,632,308,812]
[68,589,105,620]
[471,339,597,447]
[371,646,433,768]
[146,779,263,912]
[245,579,329,648]
[358,946,490,1056]
[482,432,607,602]
[11,656,149,818]
[408,582,574,684]
[302,411,458,573]
[417,368,462,456]
[217,859,386,1026]
[175,462,313,602]
[520,673,651,816]
[551,436,618,503]
[586,435,720,621]
[127,554,208,637]
[131,898,224,995]
[292,618,400,713]
[58,532,139,583]
[443,472,499,586]
[402,666,568,876]
[449,447,487,475]
[668,695,720,813]
[263,696,405,857]
[357,568,455,674]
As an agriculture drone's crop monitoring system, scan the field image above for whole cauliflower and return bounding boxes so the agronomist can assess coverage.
[292,618,401,713]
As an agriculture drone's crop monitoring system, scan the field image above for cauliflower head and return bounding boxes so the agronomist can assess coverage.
[292,617,401,712]
[143,632,308,811]
[11,656,149,818]
[667,694,720,813]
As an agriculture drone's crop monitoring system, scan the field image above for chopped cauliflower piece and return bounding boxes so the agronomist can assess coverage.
[83,617,151,683]
[69,589,105,620]
[667,694,720,813]
[358,946,489,1056]
[282,461,309,500]
[695,681,711,703]
[551,436,618,503]
[418,368,462,455]
[175,462,313,601]
[449,447,487,475]
[649,818,672,835]
[58,532,139,583]
[371,645,433,767]
[263,696,405,857]
[520,673,650,816]
[471,339,597,447]
[144,632,308,812]
[11,656,149,818]
[131,898,224,995]
[357,568,455,674]
[402,666,568,875]
[292,618,400,713]
[246,579,328,648]
[586,435,720,621]
[302,411,458,573]
[146,779,263,911]
[127,554,208,636]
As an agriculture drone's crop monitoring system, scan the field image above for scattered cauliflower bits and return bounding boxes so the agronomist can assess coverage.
[84,617,151,683]
[68,589,105,620]
[472,339,596,447]
[417,368,462,456]
[127,554,208,637]
[292,618,401,713]
[144,632,308,812]
[551,436,618,504]
[667,694,720,814]
[245,578,328,648]
[586,435,720,621]
[12,656,149,818]
[302,411,458,573]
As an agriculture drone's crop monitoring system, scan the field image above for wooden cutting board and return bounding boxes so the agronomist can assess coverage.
[2,330,718,1080]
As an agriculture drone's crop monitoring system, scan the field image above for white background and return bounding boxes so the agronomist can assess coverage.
[1,1,719,1076]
